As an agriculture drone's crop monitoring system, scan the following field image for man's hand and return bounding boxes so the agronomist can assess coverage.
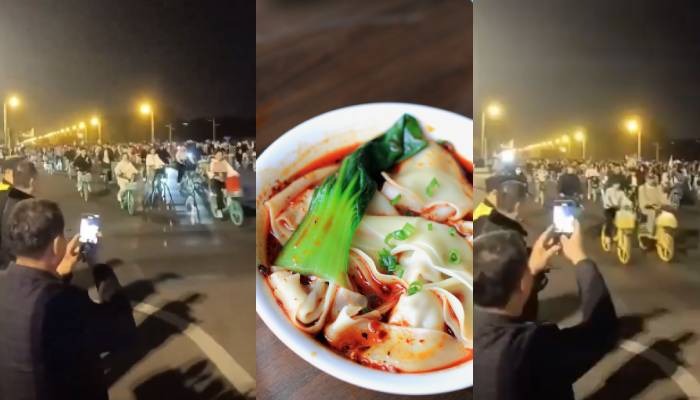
[560,220,588,265]
[56,235,81,277]
[529,226,560,274]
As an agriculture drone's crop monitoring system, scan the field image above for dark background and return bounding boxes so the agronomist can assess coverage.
[256,0,472,399]
[476,0,700,160]
[0,0,255,143]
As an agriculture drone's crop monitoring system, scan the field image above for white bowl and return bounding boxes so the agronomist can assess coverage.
[256,103,473,395]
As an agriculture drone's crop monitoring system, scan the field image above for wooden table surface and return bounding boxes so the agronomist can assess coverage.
[256,1,472,398]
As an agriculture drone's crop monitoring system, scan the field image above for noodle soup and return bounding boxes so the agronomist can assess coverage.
[256,103,473,393]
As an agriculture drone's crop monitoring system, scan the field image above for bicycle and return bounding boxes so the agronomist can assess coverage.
[146,169,174,211]
[224,176,244,226]
[119,177,139,216]
[601,206,635,265]
[180,170,206,223]
[207,175,244,225]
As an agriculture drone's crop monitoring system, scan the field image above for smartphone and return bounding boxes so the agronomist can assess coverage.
[552,200,576,234]
[79,214,100,244]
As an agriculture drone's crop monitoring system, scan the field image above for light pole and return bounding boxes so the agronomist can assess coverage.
[3,95,20,150]
[140,103,155,143]
[90,116,101,144]
[480,102,503,161]
[653,142,660,162]
[165,123,175,143]
[208,118,218,141]
[574,129,586,159]
[625,117,642,160]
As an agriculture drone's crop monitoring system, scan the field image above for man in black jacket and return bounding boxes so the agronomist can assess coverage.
[474,222,618,400]
[0,199,136,400]
[0,159,37,268]
[558,165,583,198]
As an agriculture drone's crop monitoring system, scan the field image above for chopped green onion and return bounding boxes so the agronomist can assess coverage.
[396,266,405,279]
[379,248,399,273]
[448,227,457,237]
[428,223,433,231]
[448,249,461,264]
[390,194,402,206]
[385,223,417,247]
[426,177,440,197]
[407,280,423,296]
[402,223,416,237]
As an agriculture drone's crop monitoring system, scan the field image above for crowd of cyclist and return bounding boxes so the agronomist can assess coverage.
[512,157,693,252]
[20,139,255,220]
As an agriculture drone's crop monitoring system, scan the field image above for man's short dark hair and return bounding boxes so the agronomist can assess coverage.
[474,230,529,308]
[7,199,64,258]
[496,180,527,214]
[12,160,37,188]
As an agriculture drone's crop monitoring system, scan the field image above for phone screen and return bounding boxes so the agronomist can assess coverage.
[553,203,575,234]
[79,214,100,244]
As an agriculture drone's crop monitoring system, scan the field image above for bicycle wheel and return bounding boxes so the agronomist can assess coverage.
[185,195,200,223]
[617,231,632,265]
[127,191,136,216]
[228,198,244,226]
[600,226,611,252]
[162,183,173,210]
[657,230,674,263]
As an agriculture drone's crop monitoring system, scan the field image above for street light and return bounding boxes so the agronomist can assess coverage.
[480,101,503,161]
[140,102,155,143]
[90,116,102,143]
[624,116,642,160]
[574,129,586,159]
[3,95,21,150]
[560,134,571,155]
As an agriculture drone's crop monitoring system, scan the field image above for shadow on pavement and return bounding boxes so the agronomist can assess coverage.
[98,275,247,398]
[133,359,248,400]
[584,331,696,400]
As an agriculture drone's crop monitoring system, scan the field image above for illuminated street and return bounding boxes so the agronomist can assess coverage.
[35,166,256,399]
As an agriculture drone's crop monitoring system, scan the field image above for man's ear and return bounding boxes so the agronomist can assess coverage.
[52,236,62,257]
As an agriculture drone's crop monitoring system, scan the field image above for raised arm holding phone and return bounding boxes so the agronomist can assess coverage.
[0,199,136,400]
[474,220,619,400]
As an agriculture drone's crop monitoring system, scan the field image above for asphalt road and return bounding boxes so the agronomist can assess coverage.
[32,165,257,400]
[476,171,700,400]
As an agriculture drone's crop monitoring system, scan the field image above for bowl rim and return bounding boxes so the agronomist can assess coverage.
[255,102,473,395]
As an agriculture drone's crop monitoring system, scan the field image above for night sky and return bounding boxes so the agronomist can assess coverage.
[0,0,254,142]
[475,0,700,159]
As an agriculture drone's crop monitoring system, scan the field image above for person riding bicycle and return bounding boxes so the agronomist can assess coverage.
[557,165,583,200]
[207,149,239,219]
[146,147,167,192]
[585,163,600,200]
[72,148,92,192]
[114,153,139,203]
[602,181,632,248]
[638,173,669,236]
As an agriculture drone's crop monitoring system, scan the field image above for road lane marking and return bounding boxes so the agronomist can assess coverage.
[619,339,700,398]
[132,302,256,397]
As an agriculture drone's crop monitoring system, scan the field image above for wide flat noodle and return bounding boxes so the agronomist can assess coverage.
[427,278,473,347]
[381,142,472,222]
[352,216,472,286]
[265,165,338,244]
[268,270,336,334]
[325,307,470,373]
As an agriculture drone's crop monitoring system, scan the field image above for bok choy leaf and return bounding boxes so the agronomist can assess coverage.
[274,114,429,287]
